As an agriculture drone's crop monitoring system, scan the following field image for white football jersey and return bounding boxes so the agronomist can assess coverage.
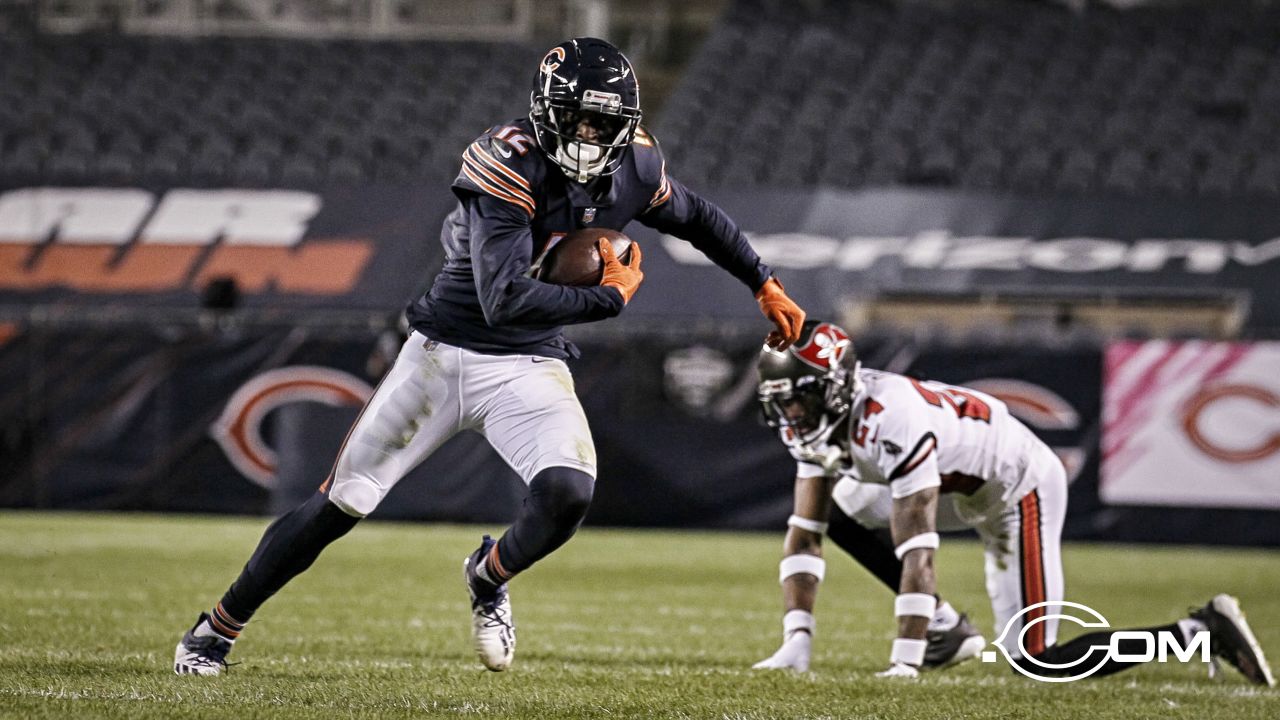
[790,369,1044,518]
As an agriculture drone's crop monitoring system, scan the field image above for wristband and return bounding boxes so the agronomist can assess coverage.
[787,514,829,534]
[894,592,937,619]
[782,609,815,639]
[779,554,826,583]
[890,638,927,667]
[894,532,940,560]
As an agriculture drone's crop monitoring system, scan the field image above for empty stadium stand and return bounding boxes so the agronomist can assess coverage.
[2,0,1278,197]
[657,0,1280,197]
[0,33,533,187]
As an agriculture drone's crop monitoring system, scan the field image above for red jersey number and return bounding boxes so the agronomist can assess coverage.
[908,378,992,423]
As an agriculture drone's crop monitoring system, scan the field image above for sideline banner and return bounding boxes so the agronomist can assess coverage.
[0,185,451,311]
[1101,341,1280,509]
[4,325,1278,543]
[3,185,1280,331]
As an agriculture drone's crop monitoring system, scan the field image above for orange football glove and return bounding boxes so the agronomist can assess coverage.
[599,238,643,305]
[756,276,805,350]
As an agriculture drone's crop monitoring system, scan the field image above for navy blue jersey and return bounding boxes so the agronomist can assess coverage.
[406,118,772,359]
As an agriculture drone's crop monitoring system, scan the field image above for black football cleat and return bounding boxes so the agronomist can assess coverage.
[922,613,985,670]
[173,613,234,676]
[1192,594,1275,687]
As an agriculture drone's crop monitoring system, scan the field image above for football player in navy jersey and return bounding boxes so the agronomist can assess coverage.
[174,37,806,675]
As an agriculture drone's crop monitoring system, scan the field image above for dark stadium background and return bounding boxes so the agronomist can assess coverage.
[2,0,1279,546]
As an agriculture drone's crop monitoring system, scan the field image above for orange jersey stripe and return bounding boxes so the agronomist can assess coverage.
[647,162,672,209]
[470,142,532,191]
[463,148,533,199]
[463,151,535,212]
[208,613,241,637]
[648,178,672,209]
[461,162,535,217]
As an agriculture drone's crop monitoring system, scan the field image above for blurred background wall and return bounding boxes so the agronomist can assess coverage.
[2,0,1278,544]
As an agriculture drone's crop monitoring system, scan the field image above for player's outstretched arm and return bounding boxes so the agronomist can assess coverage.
[877,485,940,679]
[755,277,805,350]
[637,174,803,347]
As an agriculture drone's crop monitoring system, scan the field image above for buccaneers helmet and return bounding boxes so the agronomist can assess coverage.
[757,320,862,447]
[530,37,642,183]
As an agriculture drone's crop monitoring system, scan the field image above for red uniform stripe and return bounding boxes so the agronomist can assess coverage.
[1019,491,1047,657]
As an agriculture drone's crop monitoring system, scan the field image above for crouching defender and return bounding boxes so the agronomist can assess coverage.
[753,472,986,672]
[753,320,1273,685]
[173,38,805,675]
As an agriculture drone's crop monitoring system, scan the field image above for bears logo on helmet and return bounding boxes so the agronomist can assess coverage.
[529,37,642,183]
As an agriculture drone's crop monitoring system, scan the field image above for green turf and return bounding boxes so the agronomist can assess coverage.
[0,511,1276,719]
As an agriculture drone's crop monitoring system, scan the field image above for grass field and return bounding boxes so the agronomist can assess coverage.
[1,512,1277,719]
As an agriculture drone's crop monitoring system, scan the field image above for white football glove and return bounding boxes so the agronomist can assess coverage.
[875,662,920,679]
[752,631,811,672]
[787,440,843,474]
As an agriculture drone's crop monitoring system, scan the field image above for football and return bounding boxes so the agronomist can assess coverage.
[534,228,633,286]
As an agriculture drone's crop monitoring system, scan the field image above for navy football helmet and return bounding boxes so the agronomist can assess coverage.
[530,37,642,183]
[757,320,862,447]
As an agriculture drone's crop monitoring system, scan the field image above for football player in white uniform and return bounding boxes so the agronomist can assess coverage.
[753,320,1274,685]
[751,440,986,672]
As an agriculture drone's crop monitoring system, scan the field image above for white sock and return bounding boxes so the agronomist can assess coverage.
[1177,617,1208,645]
[193,619,236,644]
[474,559,500,587]
[929,601,960,632]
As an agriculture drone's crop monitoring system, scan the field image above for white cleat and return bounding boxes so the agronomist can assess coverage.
[173,613,234,676]
[752,632,811,672]
[876,661,921,679]
[462,536,515,672]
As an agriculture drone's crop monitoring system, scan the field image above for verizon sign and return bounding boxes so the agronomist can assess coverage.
[662,231,1280,274]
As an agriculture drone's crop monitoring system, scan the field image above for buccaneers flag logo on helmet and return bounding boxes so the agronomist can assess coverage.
[791,322,851,371]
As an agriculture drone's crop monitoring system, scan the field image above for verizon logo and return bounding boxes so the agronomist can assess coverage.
[662,230,1280,274]
[0,188,373,295]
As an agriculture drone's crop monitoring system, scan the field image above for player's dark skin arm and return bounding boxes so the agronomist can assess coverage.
[781,475,837,613]
[889,485,939,641]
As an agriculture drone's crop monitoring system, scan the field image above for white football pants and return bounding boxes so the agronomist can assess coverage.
[324,332,597,517]
[972,439,1067,659]
[832,439,1068,659]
